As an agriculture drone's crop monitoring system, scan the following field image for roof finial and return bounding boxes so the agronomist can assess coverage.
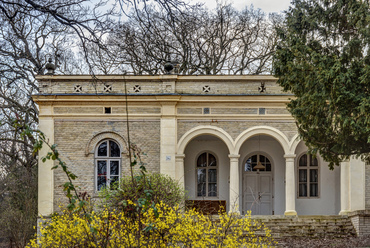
[45,58,56,75]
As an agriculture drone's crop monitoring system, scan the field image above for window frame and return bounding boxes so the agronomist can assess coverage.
[243,153,273,173]
[95,139,121,191]
[195,151,219,198]
[297,153,320,198]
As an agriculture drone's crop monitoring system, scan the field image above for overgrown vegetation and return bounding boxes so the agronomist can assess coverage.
[100,172,187,211]
[0,165,37,247]
[24,128,275,247]
[28,202,274,247]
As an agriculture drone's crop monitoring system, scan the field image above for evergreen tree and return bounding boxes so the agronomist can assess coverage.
[273,0,370,168]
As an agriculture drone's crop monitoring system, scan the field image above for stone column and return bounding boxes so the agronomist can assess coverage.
[284,154,297,216]
[229,154,240,213]
[175,154,185,189]
[339,160,350,215]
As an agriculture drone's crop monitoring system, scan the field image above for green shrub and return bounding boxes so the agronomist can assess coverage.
[100,172,186,211]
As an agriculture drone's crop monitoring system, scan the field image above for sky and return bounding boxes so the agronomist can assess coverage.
[200,0,292,13]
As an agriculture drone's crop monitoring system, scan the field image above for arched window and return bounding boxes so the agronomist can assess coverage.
[244,154,272,172]
[298,154,319,198]
[196,152,217,197]
[95,140,121,191]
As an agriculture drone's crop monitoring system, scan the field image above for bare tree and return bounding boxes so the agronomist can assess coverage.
[0,3,87,246]
[98,3,280,75]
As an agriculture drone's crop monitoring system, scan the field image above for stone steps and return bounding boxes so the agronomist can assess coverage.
[249,215,357,240]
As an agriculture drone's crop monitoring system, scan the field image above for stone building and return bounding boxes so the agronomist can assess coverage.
[34,74,369,233]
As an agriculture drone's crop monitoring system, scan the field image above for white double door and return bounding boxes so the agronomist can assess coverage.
[243,172,273,215]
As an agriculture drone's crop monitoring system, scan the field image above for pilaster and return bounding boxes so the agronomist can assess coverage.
[349,158,365,211]
[38,105,54,217]
[158,96,180,178]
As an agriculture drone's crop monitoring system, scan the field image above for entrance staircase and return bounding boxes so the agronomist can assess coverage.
[251,215,356,240]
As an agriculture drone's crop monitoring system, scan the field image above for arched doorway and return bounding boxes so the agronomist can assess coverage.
[243,154,273,215]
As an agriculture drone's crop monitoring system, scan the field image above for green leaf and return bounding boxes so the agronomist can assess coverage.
[69,174,77,180]
[78,201,86,208]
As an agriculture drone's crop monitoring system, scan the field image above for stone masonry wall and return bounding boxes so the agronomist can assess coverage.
[349,211,370,236]
[53,119,160,211]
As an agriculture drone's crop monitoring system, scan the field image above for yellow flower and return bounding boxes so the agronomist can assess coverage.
[27,202,275,247]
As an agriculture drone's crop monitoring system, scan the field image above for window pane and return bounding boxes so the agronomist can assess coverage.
[98,142,107,156]
[299,183,307,197]
[97,176,106,191]
[197,153,207,167]
[299,154,307,166]
[110,176,119,186]
[110,161,119,175]
[208,183,217,196]
[251,155,258,163]
[260,155,266,163]
[110,141,120,157]
[197,169,206,183]
[299,169,307,182]
[245,158,252,171]
[266,163,272,171]
[310,155,318,166]
[261,156,271,171]
[208,169,217,183]
[265,156,271,163]
[310,183,318,197]
[310,169,318,182]
[197,183,206,196]
[97,161,107,176]
[208,154,216,166]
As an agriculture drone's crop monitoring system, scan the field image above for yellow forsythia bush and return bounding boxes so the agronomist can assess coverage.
[27,201,275,248]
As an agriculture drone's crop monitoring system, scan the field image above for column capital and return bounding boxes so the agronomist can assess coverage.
[284,154,296,160]
[228,154,240,159]
[175,154,185,160]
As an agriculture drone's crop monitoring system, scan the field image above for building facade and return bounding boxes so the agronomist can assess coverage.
[34,75,368,220]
